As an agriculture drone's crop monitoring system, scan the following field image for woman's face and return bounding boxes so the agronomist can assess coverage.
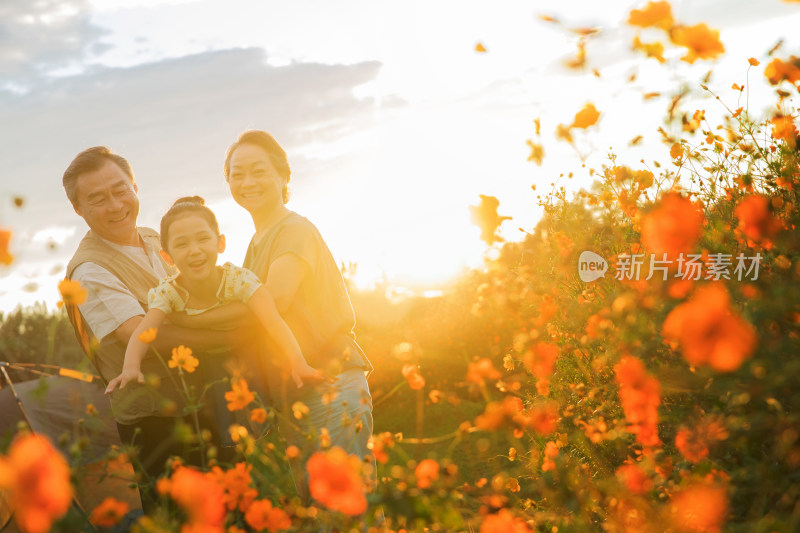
[227,143,286,215]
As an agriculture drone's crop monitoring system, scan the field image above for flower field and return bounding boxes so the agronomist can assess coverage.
[1,2,799,531]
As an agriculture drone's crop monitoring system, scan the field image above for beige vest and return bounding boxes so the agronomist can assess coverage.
[65,228,188,424]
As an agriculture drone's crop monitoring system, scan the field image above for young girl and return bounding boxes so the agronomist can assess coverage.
[105,196,325,394]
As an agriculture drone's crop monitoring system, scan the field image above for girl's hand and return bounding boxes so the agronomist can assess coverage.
[105,367,145,394]
[290,361,334,389]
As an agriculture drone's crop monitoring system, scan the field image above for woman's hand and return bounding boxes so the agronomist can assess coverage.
[105,367,145,394]
[290,360,334,389]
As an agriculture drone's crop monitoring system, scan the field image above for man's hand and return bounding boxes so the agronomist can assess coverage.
[105,367,145,394]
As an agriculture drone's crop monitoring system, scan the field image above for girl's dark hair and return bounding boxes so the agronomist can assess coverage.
[160,196,220,250]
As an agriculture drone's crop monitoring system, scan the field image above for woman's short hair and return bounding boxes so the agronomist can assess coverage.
[224,130,291,204]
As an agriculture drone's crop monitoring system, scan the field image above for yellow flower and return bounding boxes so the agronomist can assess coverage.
[526,140,544,165]
[475,42,487,53]
[571,103,600,129]
[169,345,199,373]
[627,1,674,30]
[57,279,88,308]
[670,23,725,64]
[137,327,158,344]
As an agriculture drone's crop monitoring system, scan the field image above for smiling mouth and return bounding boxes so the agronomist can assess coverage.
[108,213,128,223]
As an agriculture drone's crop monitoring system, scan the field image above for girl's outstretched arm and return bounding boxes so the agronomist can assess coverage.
[105,308,167,394]
[247,286,328,388]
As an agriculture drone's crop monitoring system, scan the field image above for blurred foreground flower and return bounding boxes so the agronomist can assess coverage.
[89,497,129,528]
[666,483,728,532]
[307,446,367,516]
[57,278,87,308]
[0,229,13,265]
[401,364,426,390]
[0,433,73,533]
[415,459,440,488]
[662,284,756,372]
[571,102,601,129]
[226,378,255,411]
[670,23,725,64]
[735,194,783,247]
[480,508,533,533]
[615,356,662,448]
[627,1,674,30]
[469,195,512,245]
[245,499,291,532]
[641,193,704,259]
[159,467,225,531]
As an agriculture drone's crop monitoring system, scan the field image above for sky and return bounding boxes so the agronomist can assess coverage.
[0,0,798,313]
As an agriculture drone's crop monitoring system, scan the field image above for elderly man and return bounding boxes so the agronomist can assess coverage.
[62,146,246,511]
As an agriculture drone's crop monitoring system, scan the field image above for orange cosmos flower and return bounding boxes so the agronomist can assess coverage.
[245,499,291,532]
[0,433,74,533]
[212,462,258,512]
[542,441,559,472]
[675,417,729,463]
[614,356,662,448]
[735,194,783,245]
[0,229,13,265]
[670,23,725,64]
[662,284,756,372]
[667,483,728,533]
[368,432,395,464]
[480,509,533,533]
[57,278,88,308]
[250,407,267,424]
[467,358,502,385]
[475,42,487,53]
[632,36,666,63]
[161,467,225,531]
[641,193,704,260]
[137,327,158,344]
[526,140,544,165]
[764,56,800,85]
[616,462,653,494]
[627,1,674,30]
[524,342,559,396]
[748,57,759,66]
[670,142,684,159]
[225,378,255,411]
[415,459,440,489]
[571,103,600,129]
[401,364,426,390]
[89,497,130,527]
[307,447,367,516]
[770,114,798,147]
[168,345,199,373]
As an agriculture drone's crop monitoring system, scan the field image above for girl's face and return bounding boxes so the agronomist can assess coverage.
[227,143,286,214]
[162,214,225,283]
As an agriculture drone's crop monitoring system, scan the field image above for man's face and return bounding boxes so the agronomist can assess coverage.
[73,160,140,246]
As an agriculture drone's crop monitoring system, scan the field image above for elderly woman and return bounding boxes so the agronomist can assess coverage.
[224,130,374,502]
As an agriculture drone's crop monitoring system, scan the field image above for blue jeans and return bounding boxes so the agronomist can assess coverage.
[278,368,375,503]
